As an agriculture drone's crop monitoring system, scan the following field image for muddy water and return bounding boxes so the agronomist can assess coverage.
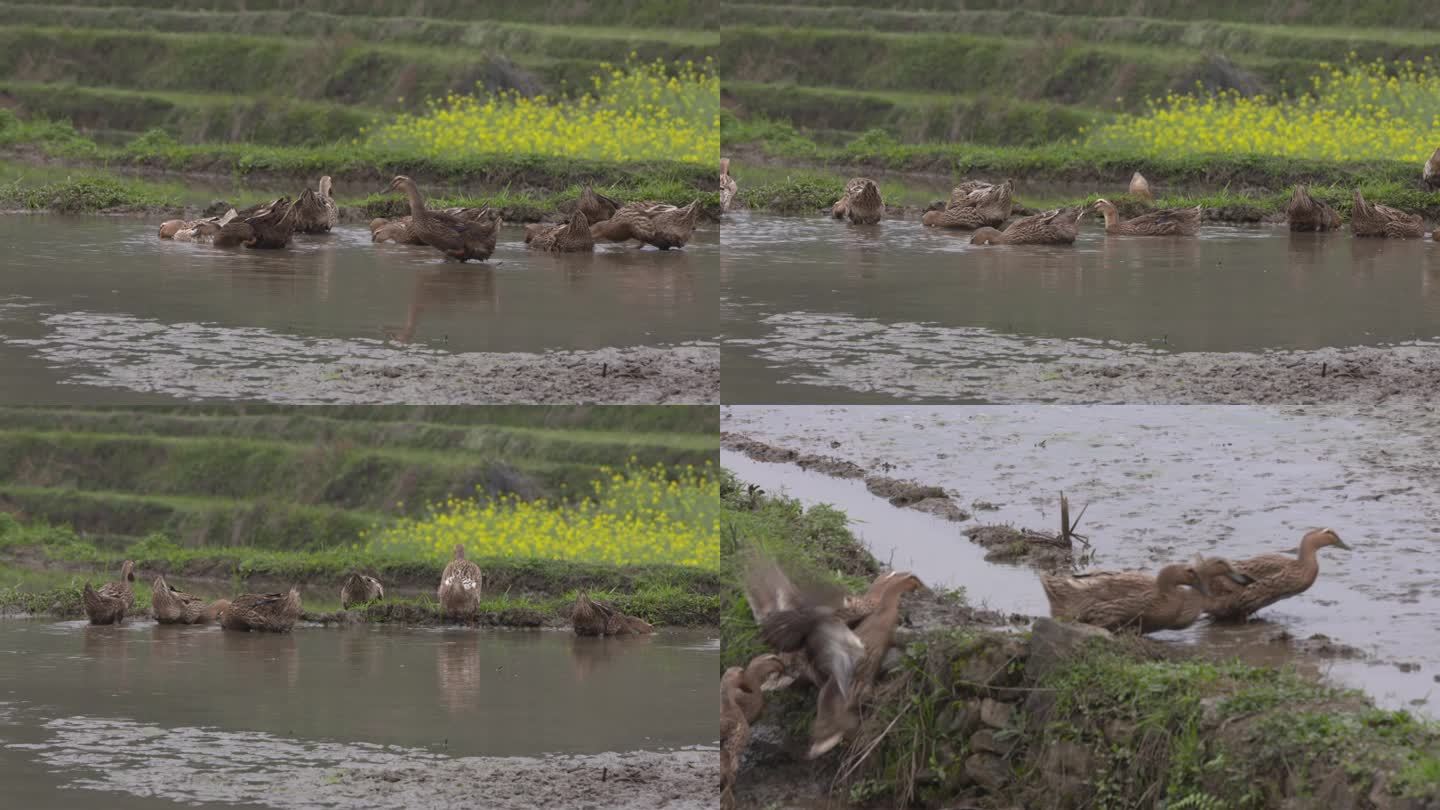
[0,620,717,807]
[721,212,1440,403]
[723,404,1440,714]
[0,216,718,403]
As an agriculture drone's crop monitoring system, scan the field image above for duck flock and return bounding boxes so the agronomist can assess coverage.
[719,156,1439,243]
[156,174,703,260]
[721,527,1349,809]
[79,544,654,636]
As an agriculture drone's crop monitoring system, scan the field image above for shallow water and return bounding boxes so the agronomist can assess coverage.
[0,620,717,807]
[721,212,1440,403]
[723,404,1440,714]
[0,216,718,403]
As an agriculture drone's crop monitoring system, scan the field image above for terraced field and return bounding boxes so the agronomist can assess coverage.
[0,405,713,549]
[722,1,1440,148]
[1,2,713,145]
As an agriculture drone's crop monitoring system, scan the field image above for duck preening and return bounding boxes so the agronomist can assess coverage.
[1128,171,1153,201]
[158,209,238,242]
[292,175,339,234]
[384,175,500,261]
[720,653,785,810]
[438,545,483,620]
[213,197,297,249]
[577,184,623,224]
[971,207,1082,246]
[83,560,136,625]
[1091,199,1202,236]
[219,586,302,633]
[571,592,654,636]
[340,572,384,609]
[923,180,1013,230]
[1203,528,1350,621]
[1424,147,1440,191]
[151,575,213,624]
[525,210,595,252]
[1351,190,1425,238]
[831,177,883,225]
[1285,185,1343,232]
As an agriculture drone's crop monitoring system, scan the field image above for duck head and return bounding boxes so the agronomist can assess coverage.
[120,560,136,582]
[318,175,334,199]
[1192,554,1254,587]
[385,175,415,195]
[1305,527,1350,551]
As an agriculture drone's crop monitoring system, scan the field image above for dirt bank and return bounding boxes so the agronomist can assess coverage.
[721,430,1077,571]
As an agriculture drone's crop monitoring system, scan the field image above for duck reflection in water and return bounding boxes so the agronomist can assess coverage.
[383,267,498,344]
[569,633,655,683]
[437,631,482,713]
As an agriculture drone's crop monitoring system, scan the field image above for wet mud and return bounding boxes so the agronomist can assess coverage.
[2,307,718,404]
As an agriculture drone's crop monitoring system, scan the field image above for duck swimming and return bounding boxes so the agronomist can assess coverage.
[384,175,499,261]
[1203,528,1350,621]
[83,560,136,625]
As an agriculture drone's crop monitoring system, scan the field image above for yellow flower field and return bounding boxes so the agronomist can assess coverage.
[1087,57,1440,162]
[366,57,718,164]
[365,461,718,569]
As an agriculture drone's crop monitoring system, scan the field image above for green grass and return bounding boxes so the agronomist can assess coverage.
[28,0,715,28]
[0,4,717,52]
[0,113,714,200]
[0,516,721,624]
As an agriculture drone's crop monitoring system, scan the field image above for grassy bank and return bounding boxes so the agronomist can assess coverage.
[0,531,719,626]
[0,163,715,219]
[721,470,1440,807]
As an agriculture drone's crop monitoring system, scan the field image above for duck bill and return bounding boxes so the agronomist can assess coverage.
[1333,539,1352,551]
[1226,572,1256,586]
[1192,578,1212,598]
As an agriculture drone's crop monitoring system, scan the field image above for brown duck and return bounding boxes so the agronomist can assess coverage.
[577,185,622,224]
[525,211,595,252]
[971,207,1082,246]
[340,572,384,609]
[1128,171,1153,201]
[158,209,237,242]
[83,560,136,625]
[1040,561,1212,633]
[1286,185,1343,232]
[438,545,483,620]
[1173,556,1256,627]
[759,571,925,758]
[1203,528,1350,621]
[922,181,1012,230]
[385,175,499,261]
[591,200,700,249]
[720,653,785,810]
[1092,199,1202,236]
[571,592,654,636]
[151,575,212,624]
[1351,190,1424,238]
[369,217,421,244]
[831,177,883,225]
[292,176,339,234]
[213,197,297,249]
[1425,147,1440,191]
[218,586,301,633]
[719,158,738,213]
